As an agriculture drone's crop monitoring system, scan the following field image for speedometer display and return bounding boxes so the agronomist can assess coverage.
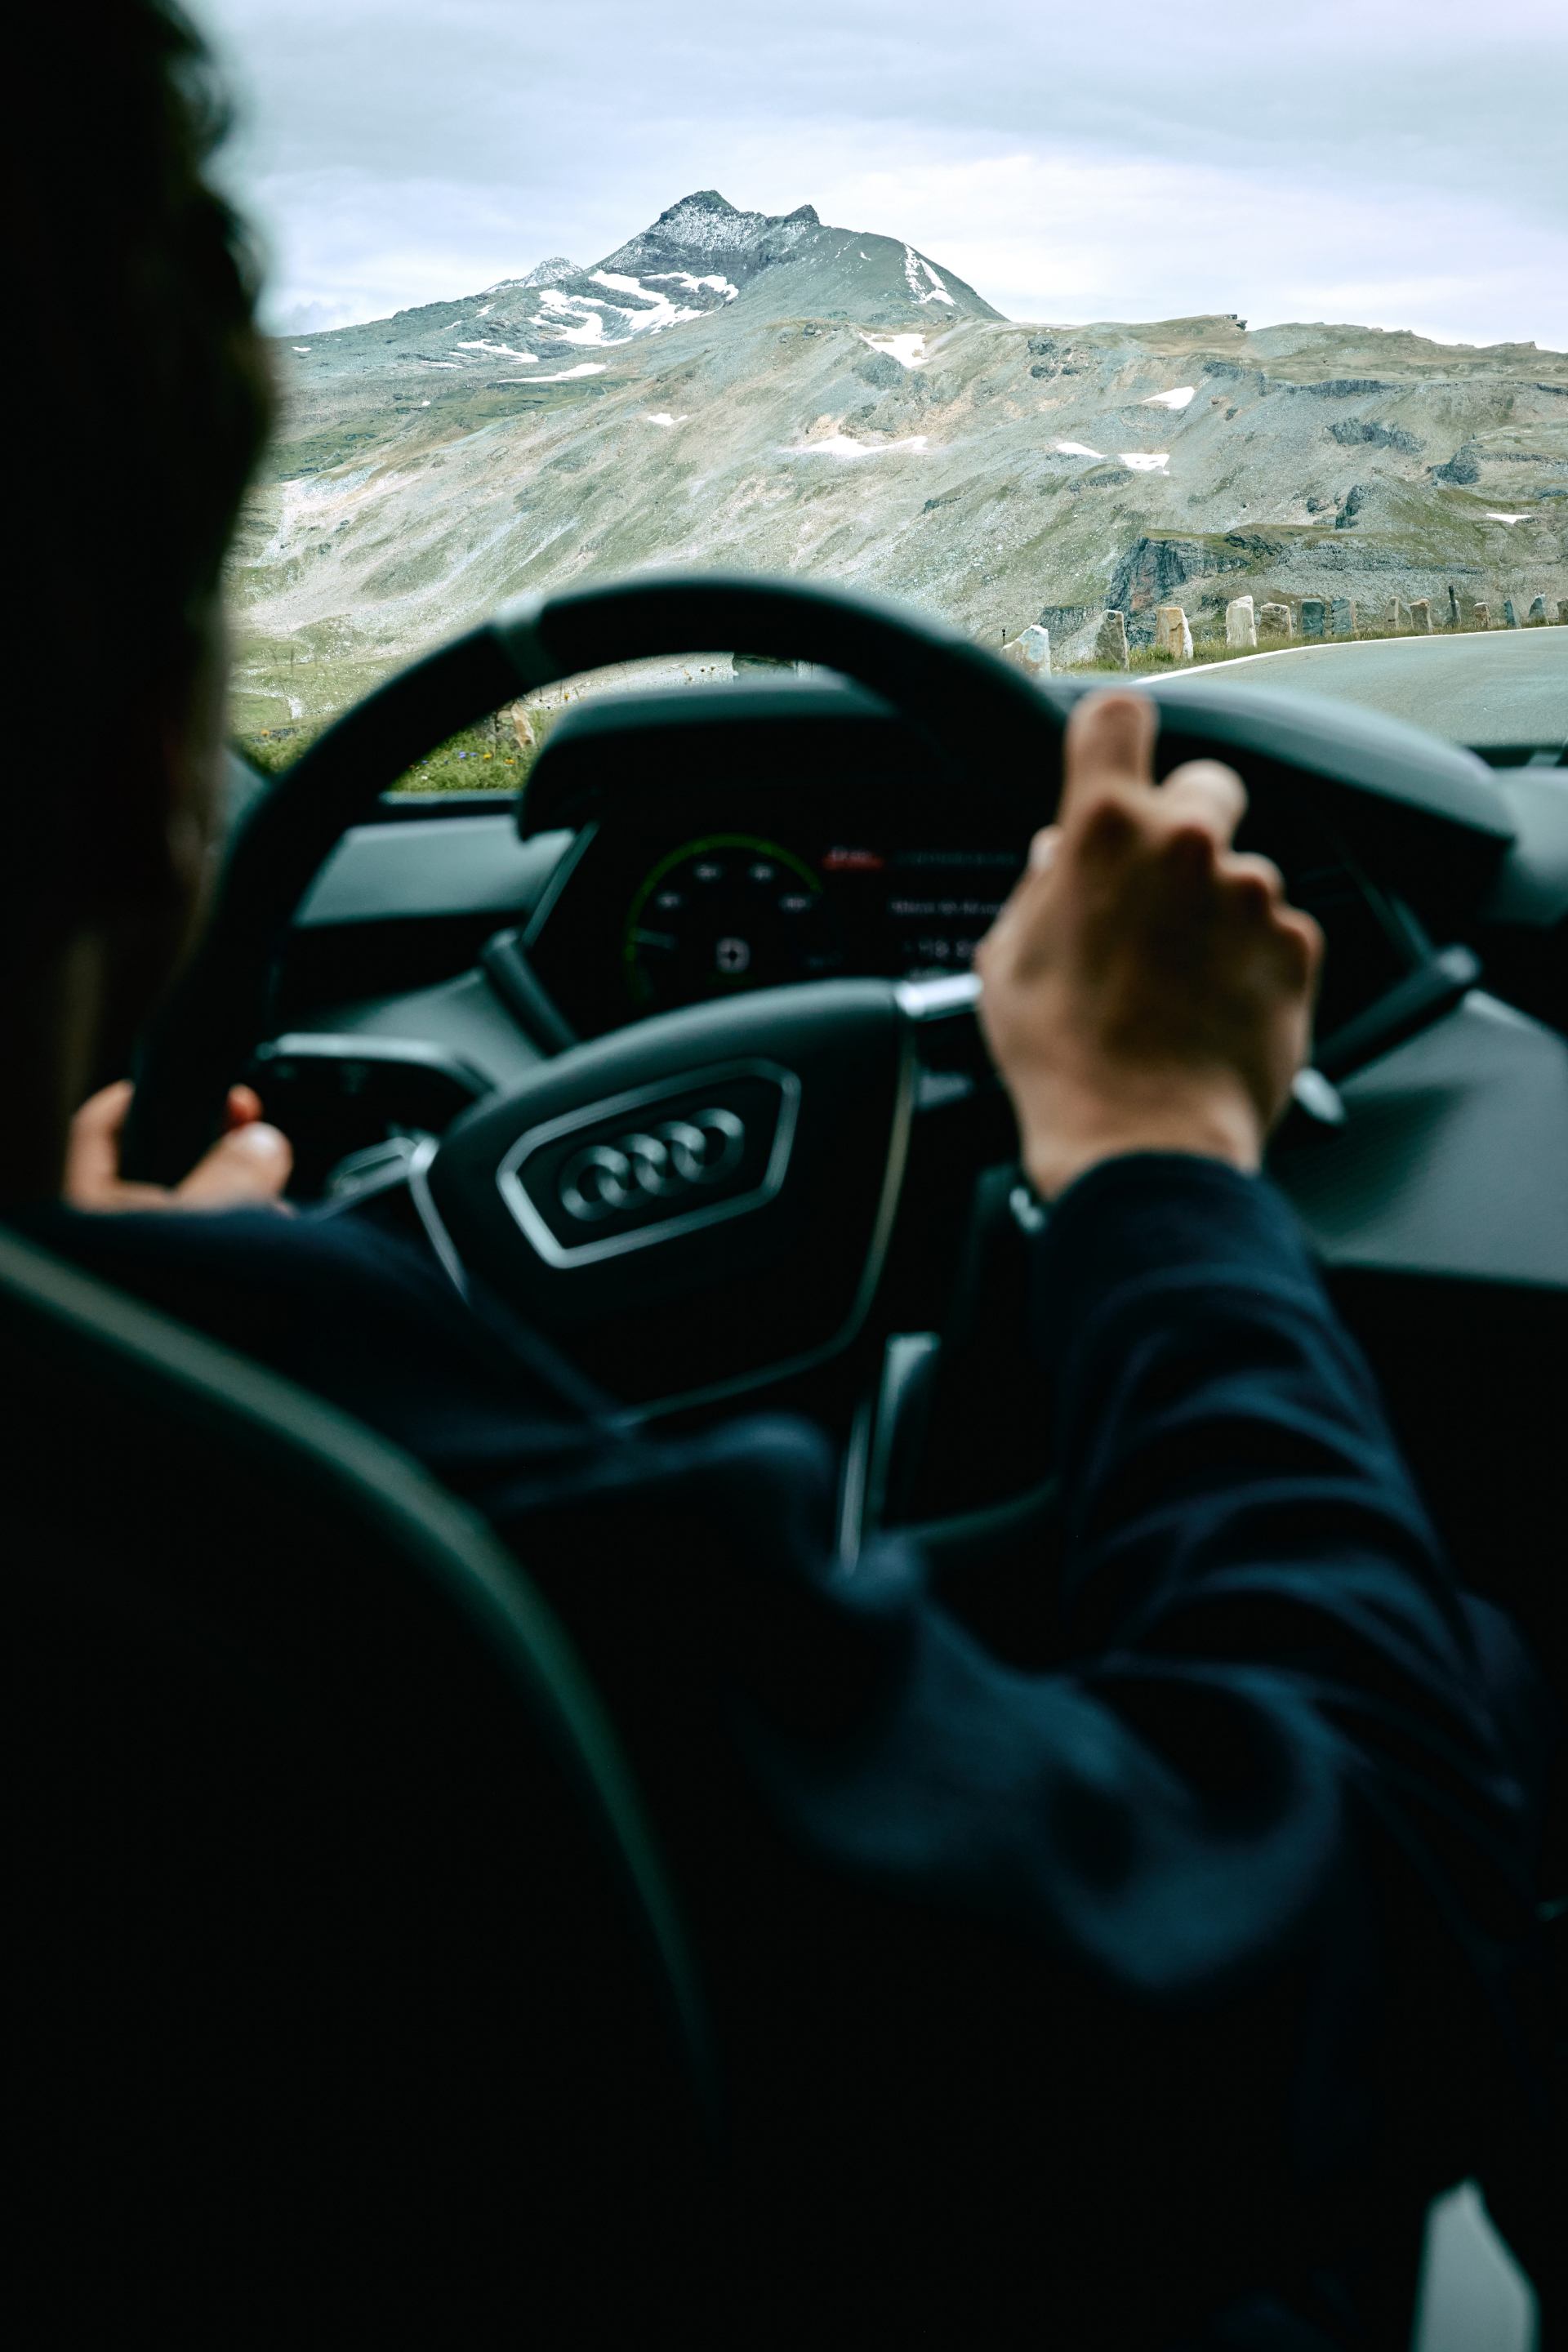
[624,834,839,1009]
[621,831,1026,1013]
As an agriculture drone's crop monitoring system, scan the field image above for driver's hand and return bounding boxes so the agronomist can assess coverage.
[65,1080,294,1212]
[975,690,1322,1201]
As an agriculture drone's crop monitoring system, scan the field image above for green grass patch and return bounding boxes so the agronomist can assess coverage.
[236,706,556,793]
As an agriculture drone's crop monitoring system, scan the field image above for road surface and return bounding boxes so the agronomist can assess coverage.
[1157,627,1568,753]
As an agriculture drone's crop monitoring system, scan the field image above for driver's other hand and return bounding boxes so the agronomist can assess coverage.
[975,689,1322,1202]
[65,1080,294,1213]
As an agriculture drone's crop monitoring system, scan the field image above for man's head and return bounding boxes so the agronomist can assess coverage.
[2,0,270,1192]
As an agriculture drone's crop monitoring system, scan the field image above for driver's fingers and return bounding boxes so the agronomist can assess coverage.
[67,1079,135,1196]
[1217,851,1286,913]
[1027,824,1060,873]
[1160,758,1247,848]
[224,1083,265,1132]
[176,1118,293,1206]
[1058,690,1158,827]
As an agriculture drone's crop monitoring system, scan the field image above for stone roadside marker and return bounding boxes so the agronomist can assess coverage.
[1001,622,1052,675]
[1330,597,1356,639]
[1410,599,1432,634]
[1527,596,1548,624]
[1473,604,1491,629]
[1258,602,1293,639]
[1559,601,1568,626]
[1503,598,1521,629]
[1156,604,1193,660]
[1301,599,1326,639]
[1388,596,1410,632]
[1094,610,1129,670]
[1225,595,1257,649]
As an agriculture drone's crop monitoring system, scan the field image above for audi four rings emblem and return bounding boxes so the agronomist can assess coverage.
[558,1108,745,1223]
[495,1061,800,1270]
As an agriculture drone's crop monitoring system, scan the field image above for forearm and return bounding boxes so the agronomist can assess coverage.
[1029,1151,1543,1979]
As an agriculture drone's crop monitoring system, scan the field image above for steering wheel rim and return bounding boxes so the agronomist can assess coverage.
[122,572,1064,1184]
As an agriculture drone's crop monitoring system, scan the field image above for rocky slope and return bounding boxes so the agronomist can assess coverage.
[229,189,1568,728]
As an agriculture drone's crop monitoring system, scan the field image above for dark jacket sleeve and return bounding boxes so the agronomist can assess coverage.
[728,1155,1538,1947]
[662,1155,1549,2322]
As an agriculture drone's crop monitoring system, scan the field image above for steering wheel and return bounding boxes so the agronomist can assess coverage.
[123,573,1062,1412]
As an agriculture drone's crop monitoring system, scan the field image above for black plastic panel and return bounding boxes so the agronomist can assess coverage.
[1270,992,1568,1290]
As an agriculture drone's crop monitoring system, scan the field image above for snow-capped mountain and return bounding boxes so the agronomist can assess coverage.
[465,191,996,362]
[273,190,996,390]
[232,192,1568,727]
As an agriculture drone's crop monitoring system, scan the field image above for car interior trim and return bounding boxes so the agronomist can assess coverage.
[407,1134,472,1303]
[494,1058,803,1271]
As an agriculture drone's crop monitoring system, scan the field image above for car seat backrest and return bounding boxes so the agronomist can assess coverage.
[2,1226,714,2342]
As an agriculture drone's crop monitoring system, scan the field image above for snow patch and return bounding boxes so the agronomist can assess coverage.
[1120,452,1170,472]
[646,270,739,300]
[786,431,931,461]
[1143,385,1196,409]
[292,345,311,354]
[532,363,608,381]
[1054,440,1104,459]
[535,287,612,345]
[541,277,705,343]
[644,412,690,427]
[477,304,493,317]
[859,331,927,369]
[456,340,538,363]
[903,245,956,305]
[1483,510,1531,523]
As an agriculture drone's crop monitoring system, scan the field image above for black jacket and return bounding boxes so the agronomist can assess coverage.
[21,1153,1555,2345]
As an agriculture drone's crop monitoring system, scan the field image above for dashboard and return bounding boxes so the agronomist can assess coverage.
[517,684,1429,1051]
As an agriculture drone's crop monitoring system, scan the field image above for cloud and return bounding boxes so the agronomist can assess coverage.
[198,0,1568,349]
[811,149,1568,348]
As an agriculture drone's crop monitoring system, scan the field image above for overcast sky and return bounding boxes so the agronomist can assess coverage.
[200,0,1568,351]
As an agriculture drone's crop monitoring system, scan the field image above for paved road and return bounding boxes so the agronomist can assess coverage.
[1157,627,1568,753]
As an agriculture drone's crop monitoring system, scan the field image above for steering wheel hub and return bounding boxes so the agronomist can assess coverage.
[421,979,919,1411]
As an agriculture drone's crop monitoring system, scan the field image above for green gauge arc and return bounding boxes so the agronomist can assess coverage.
[623,833,825,1005]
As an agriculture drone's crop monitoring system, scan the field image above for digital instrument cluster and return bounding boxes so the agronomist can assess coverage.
[621,831,1022,1013]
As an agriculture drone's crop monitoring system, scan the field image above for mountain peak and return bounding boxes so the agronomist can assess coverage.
[657,189,737,220]
[598,194,799,280]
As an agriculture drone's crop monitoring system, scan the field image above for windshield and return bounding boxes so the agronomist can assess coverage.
[205,1,1568,773]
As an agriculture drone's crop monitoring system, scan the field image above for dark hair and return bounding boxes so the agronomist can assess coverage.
[2,0,272,965]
